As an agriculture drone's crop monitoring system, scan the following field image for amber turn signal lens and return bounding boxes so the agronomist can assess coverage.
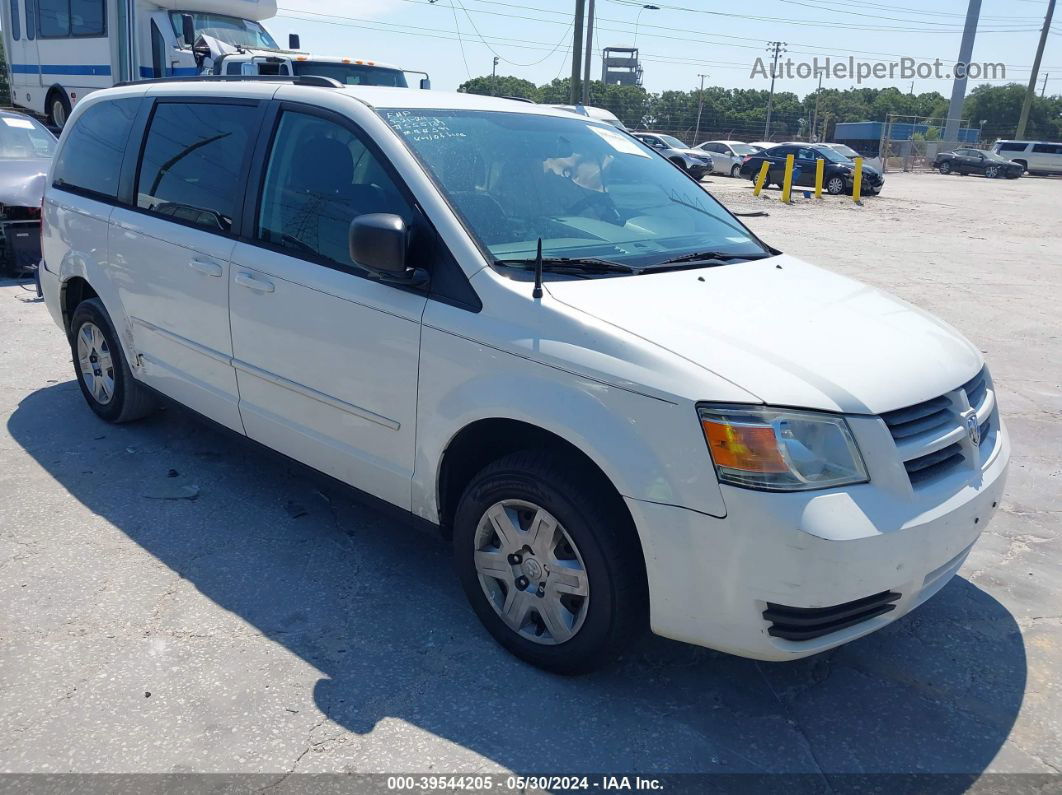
[701,419,788,473]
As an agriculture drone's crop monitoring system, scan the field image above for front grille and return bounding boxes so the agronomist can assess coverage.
[882,366,996,488]
[881,396,952,440]
[904,442,965,485]
[763,591,902,641]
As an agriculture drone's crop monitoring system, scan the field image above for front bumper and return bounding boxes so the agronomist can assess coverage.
[688,163,712,180]
[627,417,1009,661]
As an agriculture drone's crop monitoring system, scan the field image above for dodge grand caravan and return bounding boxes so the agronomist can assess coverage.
[40,79,1009,673]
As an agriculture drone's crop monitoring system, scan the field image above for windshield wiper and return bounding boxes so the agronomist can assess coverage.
[496,256,635,275]
[643,250,772,270]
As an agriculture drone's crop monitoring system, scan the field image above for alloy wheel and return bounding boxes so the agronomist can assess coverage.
[473,499,590,645]
[76,322,115,405]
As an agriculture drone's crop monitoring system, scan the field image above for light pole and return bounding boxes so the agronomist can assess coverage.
[632,4,659,51]
[694,73,708,145]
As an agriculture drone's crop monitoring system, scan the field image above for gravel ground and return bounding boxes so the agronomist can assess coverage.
[0,171,1059,783]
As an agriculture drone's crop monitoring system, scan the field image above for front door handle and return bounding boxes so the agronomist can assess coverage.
[188,258,223,277]
[234,271,275,293]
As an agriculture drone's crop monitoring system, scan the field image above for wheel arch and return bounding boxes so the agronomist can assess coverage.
[60,276,98,336]
[436,417,632,537]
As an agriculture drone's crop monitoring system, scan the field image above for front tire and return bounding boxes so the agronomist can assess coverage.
[985,165,1000,178]
[47,89,72,129]
[453,451,647,674]
[826,175,846,195]
[69,298,156,423]
[938,161,952,175]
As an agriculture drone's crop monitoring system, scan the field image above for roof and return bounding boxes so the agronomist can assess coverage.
[73,80,604,124]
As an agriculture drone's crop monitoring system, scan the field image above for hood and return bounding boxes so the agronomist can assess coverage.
[545,254,982,414]
[0,159,49,207]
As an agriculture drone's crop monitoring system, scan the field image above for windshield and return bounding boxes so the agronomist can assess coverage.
[291,62,408,87]
[828,144,858,158]
[383,110,768,272]
[0,115,57,159]
[169,12,278,49]
[657,134,687,149]
[814,146,850,163]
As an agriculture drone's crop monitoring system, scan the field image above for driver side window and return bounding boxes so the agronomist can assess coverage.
[257,111,413,270]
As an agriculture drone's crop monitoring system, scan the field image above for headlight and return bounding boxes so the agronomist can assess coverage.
[698,404,869,492]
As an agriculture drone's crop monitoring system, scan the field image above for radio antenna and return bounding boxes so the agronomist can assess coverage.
[532,238,544,299]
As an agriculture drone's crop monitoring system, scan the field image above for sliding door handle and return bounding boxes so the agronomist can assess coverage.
[188,258,223,277]
[234,271,275,293]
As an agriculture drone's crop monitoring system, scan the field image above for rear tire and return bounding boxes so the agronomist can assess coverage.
[938,161,952,175]
[453,450,647,674]
[69,298,156,423]
[730,164,741,178]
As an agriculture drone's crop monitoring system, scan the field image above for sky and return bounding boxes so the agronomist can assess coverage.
[264,0,1062,98]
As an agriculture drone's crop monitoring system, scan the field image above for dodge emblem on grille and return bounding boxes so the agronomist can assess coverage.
[964,412,981,446]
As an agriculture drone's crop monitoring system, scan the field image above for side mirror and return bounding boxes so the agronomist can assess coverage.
[288,33,301,50]
[181,14,195,48]
[419,77,431,90]
[349,214,427,286]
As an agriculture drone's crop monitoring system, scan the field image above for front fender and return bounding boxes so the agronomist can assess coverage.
[411,325,727,523]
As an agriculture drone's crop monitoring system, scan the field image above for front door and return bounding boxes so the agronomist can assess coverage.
[228,106,428,509]
[112,98,262,432]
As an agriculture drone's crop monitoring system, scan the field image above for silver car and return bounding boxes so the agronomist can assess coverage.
[695,140,763,177]
[633,132,714,180]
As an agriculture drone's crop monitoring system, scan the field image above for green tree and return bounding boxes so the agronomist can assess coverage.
[458,75,539,101]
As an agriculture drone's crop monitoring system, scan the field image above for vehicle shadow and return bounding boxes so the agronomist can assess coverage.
[8,383,1027,781]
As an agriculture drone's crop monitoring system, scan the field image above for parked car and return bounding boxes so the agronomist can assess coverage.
[934,148,1023,179]
[0,110,57,276]
[632,132,713,179]
[739,142,885,195]
[41,80,1008,673]
[990,140,1062,176]
[695,140,763,177]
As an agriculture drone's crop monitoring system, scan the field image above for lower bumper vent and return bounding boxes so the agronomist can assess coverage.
[763,591,902,641]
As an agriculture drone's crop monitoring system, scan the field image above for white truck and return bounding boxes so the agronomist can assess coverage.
[1,0,428,128]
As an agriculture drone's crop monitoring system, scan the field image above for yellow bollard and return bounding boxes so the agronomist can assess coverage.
[752,160,770,196]
[781,153,795,204]
[852,156,863,203]
[814,157,825,199]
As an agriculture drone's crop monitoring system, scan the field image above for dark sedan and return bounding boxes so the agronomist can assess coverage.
[739,143,884,195]
[934,148,1022,179]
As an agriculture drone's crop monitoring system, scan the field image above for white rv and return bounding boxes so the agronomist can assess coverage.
[1,0,428,128]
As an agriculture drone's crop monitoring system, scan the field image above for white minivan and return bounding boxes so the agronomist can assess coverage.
[40,79,1009,673]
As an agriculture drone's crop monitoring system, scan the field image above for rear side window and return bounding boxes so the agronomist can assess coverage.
[53,98,139,199]
[136,102,258,232]
[997,142,1028,152]
[9,0,19,39]
[1032,143,1062,154]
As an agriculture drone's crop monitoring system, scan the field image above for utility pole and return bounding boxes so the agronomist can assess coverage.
[694,73,708,144]
[943,0,981,145]
[581,0,595,105]
[1042,73,1050,98]
[570,0,586,105]
[764,41,786,140]
[1017,0,1055,137]
[810,69,823,142]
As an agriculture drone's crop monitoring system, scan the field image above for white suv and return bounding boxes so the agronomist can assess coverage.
[992,140,1062,176]
[40,79,1009,673]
